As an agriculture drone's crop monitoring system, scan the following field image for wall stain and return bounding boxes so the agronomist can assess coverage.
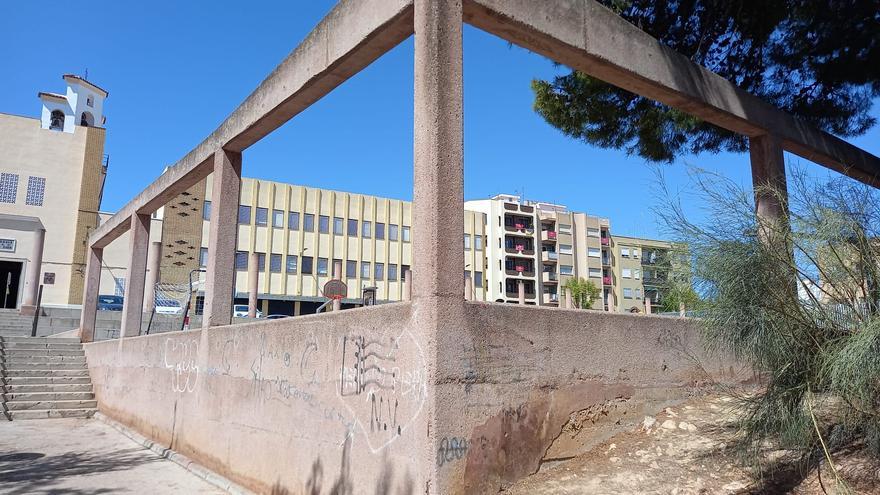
[461,382,633,494]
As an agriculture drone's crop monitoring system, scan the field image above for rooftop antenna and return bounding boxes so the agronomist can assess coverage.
[84,68,89,80]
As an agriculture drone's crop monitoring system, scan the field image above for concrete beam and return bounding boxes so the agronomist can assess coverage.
[89,0,415,249]
[412,0,464,300]
[120,214,150,338]
[750,134,789,233]
[463,0,880,187]
[202,150,242,328]
[142,241,162,313]
[20,228,45,315]
[79,246,103,343]
[248,252,259,319]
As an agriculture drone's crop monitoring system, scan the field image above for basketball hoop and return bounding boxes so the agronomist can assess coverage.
[323,279,347,300]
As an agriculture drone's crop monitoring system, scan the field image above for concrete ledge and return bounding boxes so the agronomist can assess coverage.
[95,412,253,495]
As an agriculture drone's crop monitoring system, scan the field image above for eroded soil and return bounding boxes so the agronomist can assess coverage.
[506,394,880,494]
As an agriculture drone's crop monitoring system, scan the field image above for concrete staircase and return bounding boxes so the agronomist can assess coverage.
[0,336,97,420]
[0,310,37,338]
[0,307,193,340]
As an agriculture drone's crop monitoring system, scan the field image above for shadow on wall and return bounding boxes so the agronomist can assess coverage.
[269,435,415,495]
[0,448,159,495]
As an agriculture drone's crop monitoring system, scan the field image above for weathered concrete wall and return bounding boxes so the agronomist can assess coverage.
[85,303,428,494]
[84,300,744,494]
[432,302,746,494]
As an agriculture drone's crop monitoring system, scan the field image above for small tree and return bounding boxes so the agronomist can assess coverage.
[659,283,703,313]
[563,277,601,309]
[656,165,880,488]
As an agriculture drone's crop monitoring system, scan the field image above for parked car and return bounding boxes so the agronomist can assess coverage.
[97,295,123,311]
[155,299,183,315]
[233,305,262,318]
[265,314,289,320]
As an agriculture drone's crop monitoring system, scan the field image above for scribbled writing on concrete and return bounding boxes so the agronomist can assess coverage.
[164,338,199,393]
[437,437,469,467]
[157,320,428,454]
[339,331,428,453]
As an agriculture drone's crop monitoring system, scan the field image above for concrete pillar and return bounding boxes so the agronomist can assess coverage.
[142,241,162,313]
[332,260,342,311]
[294,300,301,316]
[403,269,412,301]
[120,213,150,338]
[749,134,788,240]
[412,0,463,302]
[413,5,465,491]
[679,302,686,317]
[79,246,103,343]
[464,274,472,301]
[203,149,242,327]
[20,227,45,315]
[248,252,259,318]
[518,280,525,305]
[565,288,573,309]
[644,297,652,314]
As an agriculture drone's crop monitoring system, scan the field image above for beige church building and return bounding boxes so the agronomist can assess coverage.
[0,75,112,310]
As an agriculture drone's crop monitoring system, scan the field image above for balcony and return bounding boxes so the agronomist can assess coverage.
[504,222,535,236]
[601,237,610,246]
[541,230,558,242]
[541,251,559,263]
[542,271,558,283]
[601,257,611,267]
[505,244,535,256]
[643,276,668,287]
[602,276,612,286]
[543,293,559,304]
[505,266,536,277]
[506,291,536,299]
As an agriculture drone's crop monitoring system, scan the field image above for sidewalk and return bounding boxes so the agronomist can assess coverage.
[0,418,224,494]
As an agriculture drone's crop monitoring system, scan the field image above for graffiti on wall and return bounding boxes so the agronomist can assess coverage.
[157,317,428,455]
[437,437,469,467]
[164,338,199,393]
[338,330,428,453]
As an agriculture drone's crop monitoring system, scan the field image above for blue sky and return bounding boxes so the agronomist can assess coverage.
[2,2,877,240]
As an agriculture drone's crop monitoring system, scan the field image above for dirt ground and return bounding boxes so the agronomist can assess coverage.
[506,394,880,495]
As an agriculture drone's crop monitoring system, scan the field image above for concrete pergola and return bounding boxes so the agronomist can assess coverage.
[79,0,880,342]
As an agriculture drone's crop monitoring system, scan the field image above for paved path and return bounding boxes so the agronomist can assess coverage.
[0,418,224,494]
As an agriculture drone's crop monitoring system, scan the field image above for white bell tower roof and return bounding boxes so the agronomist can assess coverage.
[38,74,108,133]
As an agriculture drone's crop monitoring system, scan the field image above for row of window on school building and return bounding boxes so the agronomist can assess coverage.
[202,200,486,249]
[195,249,486,289]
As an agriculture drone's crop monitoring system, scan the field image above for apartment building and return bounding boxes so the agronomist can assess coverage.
[0,75,111,308]
[465,195,676,312]
[611,235,677,313]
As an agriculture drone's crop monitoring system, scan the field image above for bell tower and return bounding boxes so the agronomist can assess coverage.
[38,74,108,133]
